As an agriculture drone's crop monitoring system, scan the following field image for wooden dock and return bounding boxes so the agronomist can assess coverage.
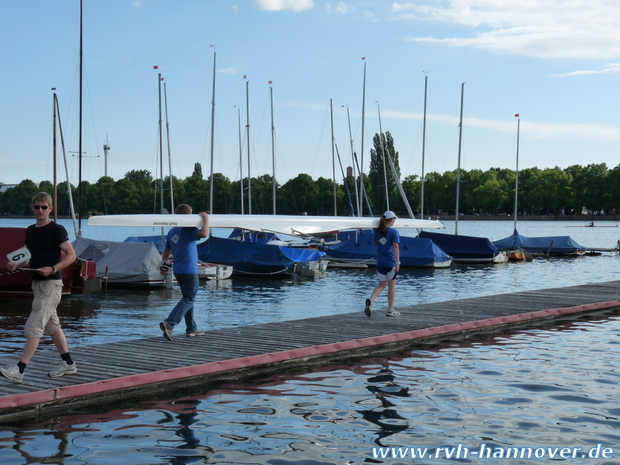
[1,280,619,423]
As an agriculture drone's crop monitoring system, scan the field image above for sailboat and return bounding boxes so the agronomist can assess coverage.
[0,90,100,297]
[324,102,452,269]
[418,83,507,264]
[324,229,452,268]
[492,115,586,257]
[63,4,168,288]
[199,79,326,278]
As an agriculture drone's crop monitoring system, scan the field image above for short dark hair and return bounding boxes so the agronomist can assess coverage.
[175,204,192,214]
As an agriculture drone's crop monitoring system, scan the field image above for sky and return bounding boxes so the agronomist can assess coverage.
[1,0,620,188]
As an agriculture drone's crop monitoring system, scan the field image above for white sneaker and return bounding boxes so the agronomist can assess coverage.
[386,310,400,317]
[0,365,23,384]
[49,361,78,378]
[187,330,205,337]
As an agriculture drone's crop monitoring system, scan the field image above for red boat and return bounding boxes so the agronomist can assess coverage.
[0,227,101,297]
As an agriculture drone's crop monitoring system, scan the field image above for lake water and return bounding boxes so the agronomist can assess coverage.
[1,218,619,464]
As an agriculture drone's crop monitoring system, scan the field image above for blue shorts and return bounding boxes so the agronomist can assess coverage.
[377,266,397,281]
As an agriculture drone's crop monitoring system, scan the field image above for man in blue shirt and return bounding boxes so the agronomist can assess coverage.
[159,204,209,341]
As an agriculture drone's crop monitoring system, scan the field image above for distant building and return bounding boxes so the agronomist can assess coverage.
[0,184,16,193]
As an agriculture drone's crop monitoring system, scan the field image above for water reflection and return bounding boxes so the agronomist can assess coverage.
[3,312,619,464]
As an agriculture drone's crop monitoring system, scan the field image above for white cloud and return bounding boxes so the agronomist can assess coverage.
[383,110,620,140]
[326,2,354,14]
[394,0,620,59]
[254,0,315,12]
[553,63,620,76]
[219,67,238,74]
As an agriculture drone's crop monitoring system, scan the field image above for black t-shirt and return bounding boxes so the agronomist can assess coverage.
[25,222,69,281]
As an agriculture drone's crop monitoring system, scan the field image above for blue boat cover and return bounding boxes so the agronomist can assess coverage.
[418,230,499,261]
[325,229,451,267]
[492,229,586,255]
[197,236,325,275]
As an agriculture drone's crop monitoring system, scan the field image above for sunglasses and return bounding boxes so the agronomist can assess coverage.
[33,205,50,210]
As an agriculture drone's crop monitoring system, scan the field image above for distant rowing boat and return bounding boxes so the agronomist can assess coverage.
[566,224,618,228]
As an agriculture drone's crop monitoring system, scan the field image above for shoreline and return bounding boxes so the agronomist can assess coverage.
[1,214,619,222]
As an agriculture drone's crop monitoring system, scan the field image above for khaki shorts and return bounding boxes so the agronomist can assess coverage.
[25,280,63,338]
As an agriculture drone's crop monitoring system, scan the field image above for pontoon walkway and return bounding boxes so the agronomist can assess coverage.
[1,281,619,422]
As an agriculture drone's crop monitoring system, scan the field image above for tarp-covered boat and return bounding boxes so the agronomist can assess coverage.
[324,230,452,268]
[73,237,166,287]
[418,230,507,264]
[492,229,586,256]
[197,235,326,277]
[124,234,232,280]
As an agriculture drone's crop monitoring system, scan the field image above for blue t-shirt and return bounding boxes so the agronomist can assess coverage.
[374,227,400,268]
[165,227,200,274]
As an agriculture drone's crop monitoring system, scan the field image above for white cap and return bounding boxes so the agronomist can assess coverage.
[383,210,398,219]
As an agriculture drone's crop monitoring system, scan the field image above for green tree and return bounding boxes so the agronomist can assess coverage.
[279,174,319,215]
[184,175,209,213]
[606,163,620,214]
[193,162,203,179]
[402,174,420,216]
[90,176,115,214]
[112,179,140,213]
[424,171,457,215]
[1,180,39,215]
[368,131,401,214]
[210,173,232,214]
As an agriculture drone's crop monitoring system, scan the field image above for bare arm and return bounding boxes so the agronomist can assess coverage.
[393,242,400,271]
[40,240,77,277]
[198,212,209,239]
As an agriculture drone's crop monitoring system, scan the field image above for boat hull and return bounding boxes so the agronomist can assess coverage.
[324,230,452,269]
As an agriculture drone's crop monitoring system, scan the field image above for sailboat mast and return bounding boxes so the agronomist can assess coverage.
[245,79,252,215]
[455,82,464,235]
[158,73,164,214]
[359,58,366,217]
[55,94,79,236]
[164,82,174,213]
[421,75,428,218]
[514,115,520,230]
[236,106,244,215]
[377,103,390,211]
[270,83,276,215]
[209,51,216,214]
[331,99,337,215]
[77,0,83,235]
[53,93,58,222]
[344,106,359,216]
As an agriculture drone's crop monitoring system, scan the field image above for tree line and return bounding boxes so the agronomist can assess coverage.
[1,132,619,218]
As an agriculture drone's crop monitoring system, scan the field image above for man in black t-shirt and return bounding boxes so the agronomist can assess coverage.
[0,192,78,384]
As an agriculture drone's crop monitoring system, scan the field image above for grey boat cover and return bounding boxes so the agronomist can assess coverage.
[73,237,163,284]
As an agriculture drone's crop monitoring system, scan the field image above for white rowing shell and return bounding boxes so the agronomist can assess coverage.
[87,214,445,236]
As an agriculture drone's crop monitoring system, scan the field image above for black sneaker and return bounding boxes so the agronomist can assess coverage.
[160,321,173,341]
[364,299,372,317]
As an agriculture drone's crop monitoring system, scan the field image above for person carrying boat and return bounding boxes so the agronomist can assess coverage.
[364,211,401,317]
[159,204,209,341]
[0,192,78,384]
